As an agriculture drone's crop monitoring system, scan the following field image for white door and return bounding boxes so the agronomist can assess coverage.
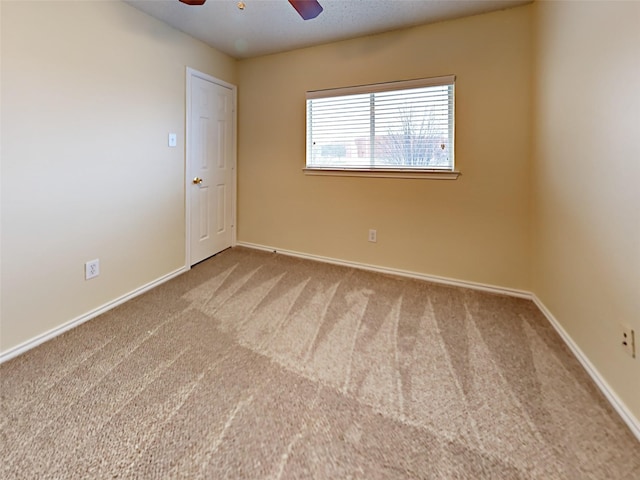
[188,71,235,266]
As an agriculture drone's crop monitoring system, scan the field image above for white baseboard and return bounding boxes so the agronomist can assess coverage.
[237,241,640,441]
[532,295,640,441]
[236,241,532,299]
[0,267,188,364]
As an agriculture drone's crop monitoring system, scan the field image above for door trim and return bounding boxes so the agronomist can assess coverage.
[185,67,237,269]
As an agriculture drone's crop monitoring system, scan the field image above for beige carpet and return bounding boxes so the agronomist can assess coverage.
[1,246,639,479]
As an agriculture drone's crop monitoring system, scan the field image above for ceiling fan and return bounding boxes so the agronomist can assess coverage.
[178,0,323,21]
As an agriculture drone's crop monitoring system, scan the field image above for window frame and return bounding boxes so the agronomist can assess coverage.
[303,75,460,179]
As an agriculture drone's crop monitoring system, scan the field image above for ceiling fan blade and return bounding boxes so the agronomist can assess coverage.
[288,0,323,20]
[179,0,206,5]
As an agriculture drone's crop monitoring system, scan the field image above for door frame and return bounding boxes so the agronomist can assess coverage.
[185,67,237,269]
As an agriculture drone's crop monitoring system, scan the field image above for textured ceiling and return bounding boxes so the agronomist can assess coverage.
[124,0,531,59]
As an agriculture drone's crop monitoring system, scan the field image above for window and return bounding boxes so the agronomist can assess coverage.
[305,75,457,179]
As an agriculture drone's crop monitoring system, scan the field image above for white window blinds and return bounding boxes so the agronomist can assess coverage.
[306,75,455,171]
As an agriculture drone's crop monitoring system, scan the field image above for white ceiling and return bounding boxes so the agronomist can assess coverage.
[125,0,531,59]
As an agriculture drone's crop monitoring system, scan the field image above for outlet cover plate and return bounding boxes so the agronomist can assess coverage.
[85,259,100,280]
[621,324,635,358]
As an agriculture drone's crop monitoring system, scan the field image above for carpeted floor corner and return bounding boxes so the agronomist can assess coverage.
[1,246,639,478]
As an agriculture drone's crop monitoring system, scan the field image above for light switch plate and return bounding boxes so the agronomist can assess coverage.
[168,133,177,147]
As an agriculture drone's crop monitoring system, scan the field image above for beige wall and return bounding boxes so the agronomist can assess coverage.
[237,6,533,291]
[0,1,236,352]
[532,1,640,420]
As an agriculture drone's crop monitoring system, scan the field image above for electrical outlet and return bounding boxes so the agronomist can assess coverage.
[368,229,377,243]
[621,325,635,358]
[85,259,100,280]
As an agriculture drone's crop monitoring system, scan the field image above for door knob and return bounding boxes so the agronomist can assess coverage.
[192,177,203,185]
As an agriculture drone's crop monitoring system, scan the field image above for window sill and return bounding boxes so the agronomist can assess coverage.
[303,168,461,180]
